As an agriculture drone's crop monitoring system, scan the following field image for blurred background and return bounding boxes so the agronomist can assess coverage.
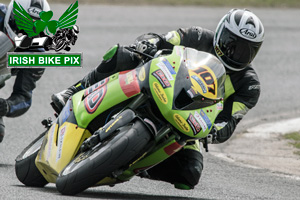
[0,1,300,199]
[3,0,300,7]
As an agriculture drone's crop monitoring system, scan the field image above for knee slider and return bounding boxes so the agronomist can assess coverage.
[103,44,119,61]
[96,45,119,74]
[178,149,204,187]
[97,44,139,74]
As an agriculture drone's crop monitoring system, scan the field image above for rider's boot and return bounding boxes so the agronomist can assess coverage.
[174,141,203,190]
[50,45,119,114]
[51,83,83,114]
[0,117,5,143]
[51,45,140,114]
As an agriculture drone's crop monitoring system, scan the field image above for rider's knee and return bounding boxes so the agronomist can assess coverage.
[97,44,140,74]
[177,149,204,188]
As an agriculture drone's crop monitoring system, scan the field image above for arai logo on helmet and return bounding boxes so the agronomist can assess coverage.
[240,28,257,39]
[27,7,42,18]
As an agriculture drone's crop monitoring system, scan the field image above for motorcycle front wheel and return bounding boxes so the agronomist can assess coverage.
[15,131,48,187]
[56,119,152,195]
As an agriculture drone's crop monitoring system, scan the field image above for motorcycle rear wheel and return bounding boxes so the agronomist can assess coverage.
[56,119,152,195]
[15,131,48,187]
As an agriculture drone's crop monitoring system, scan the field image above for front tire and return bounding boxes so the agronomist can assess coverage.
[15,131,48,187]
[56,119,152,195]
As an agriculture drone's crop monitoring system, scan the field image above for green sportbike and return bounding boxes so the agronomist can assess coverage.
[15,45,226,195]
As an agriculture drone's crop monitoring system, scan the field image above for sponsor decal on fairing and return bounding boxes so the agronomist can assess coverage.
[56,126,66,161]
[186,113,202,135]
[152,69,171,89]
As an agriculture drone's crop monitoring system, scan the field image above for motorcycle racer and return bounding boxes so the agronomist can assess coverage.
[51,9,264,189]
[0,0,50,143]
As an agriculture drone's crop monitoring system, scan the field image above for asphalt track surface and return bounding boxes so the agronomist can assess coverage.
[1,4,300,200]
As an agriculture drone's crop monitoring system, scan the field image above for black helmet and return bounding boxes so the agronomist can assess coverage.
[213,9,264,71]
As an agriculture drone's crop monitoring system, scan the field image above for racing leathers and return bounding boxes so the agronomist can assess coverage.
[52,26,260,189]
[139,27,260,188]
[0,3,45,142]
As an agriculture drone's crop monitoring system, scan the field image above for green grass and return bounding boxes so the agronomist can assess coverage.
[283,132,300,156]
[3,0,300,8]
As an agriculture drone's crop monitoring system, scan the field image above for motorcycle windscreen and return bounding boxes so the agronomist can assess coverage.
[174,49,226,110]
[149,46,226,138]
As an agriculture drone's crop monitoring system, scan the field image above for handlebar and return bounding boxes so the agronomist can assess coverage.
[125,46,173,63]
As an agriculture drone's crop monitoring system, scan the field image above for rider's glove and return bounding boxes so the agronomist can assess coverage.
[0,98,9,117]
[136,40,157,56]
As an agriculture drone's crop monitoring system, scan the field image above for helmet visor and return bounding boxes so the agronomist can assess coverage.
[218,27,262,69]
[8,13,19,34]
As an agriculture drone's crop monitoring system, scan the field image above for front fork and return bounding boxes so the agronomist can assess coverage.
[80,93,152,151]
[82,93,188,183]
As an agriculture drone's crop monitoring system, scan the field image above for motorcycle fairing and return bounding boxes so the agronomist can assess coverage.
[34,69,145,183]
[148,46,225,139]
[72,70,142,129]
[35,121,91,183]
[33,46,225,186]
